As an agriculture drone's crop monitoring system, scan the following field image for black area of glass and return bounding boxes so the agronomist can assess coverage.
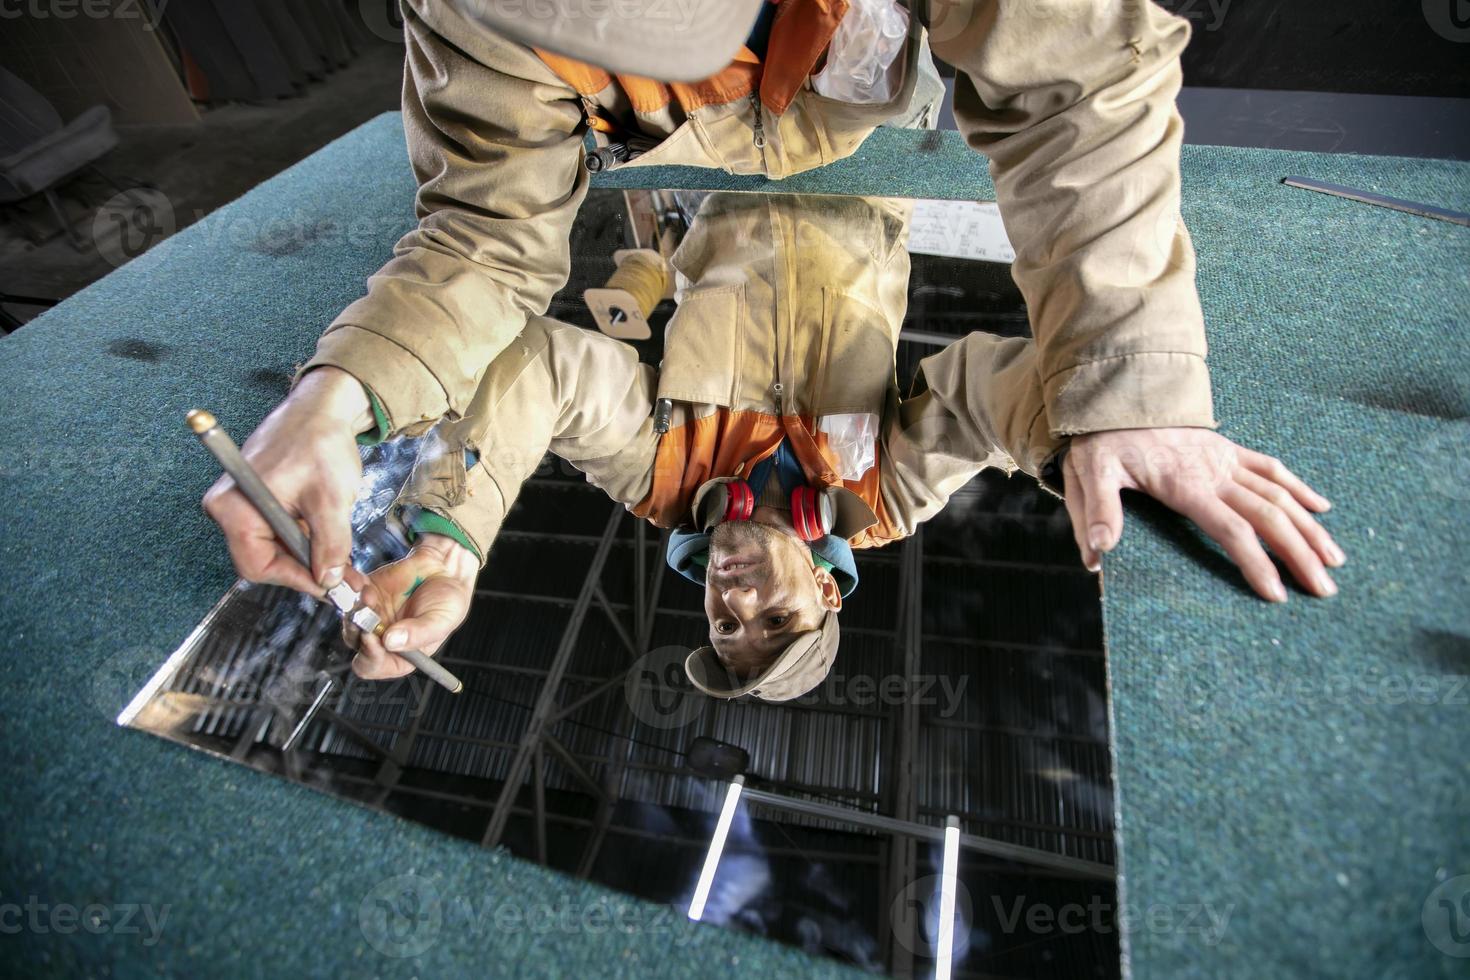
[128,192,1118,979]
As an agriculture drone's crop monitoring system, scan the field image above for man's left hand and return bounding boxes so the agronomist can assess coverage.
[346,533,480,680]
[1062,428,1345,602]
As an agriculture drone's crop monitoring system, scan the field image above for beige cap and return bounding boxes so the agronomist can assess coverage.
[450,0,766,83]
[684,611,840,702]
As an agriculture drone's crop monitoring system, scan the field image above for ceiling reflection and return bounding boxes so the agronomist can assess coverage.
[127,191,1118,979]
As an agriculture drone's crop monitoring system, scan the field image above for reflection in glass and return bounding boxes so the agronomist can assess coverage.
[126,191,1118,978]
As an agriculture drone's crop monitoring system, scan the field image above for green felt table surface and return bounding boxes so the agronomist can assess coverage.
[0,114,1466,978]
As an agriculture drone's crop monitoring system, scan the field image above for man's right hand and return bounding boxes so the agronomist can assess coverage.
[202,366,374,595]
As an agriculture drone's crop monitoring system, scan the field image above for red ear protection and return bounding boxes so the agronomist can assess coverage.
[790,485,833,542]
[712,481,834,541]
[723,480,755,522]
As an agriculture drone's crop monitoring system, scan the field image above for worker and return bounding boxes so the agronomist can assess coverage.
[203,1,1346,690]
[336,193,1341,700]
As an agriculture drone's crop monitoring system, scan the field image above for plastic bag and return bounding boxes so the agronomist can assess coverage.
[810,0,910,105]
[819,413,880,482]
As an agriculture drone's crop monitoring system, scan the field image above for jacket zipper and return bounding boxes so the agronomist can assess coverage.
[749,91,767,170]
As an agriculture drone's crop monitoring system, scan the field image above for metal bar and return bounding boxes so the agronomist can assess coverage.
[575,513,666,877]
[1282,175,1470,226]
[575,743,627,879]
[532,745,548,865]
[373,673,433,801]
[593,583,640,660]
[480,505,624,847]
[326,773,888,865]
[548,672,628,723]
[924,715,1111,747]
[639,529,670,651]
[634,520,647,646]
[741,787,1113,881]
[282,674,335,753]
[314,708,397,761]
[542,733,611,802]
[886,532,923,976]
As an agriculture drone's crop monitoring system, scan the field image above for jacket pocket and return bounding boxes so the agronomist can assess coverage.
[813,287,899,418]
[657,284,744,407]
[618,119,723,172]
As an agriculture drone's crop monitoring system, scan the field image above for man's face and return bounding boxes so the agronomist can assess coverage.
[704,520,840,679]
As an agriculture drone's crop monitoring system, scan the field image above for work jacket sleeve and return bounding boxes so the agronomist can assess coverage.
[302,4,590,437]
[928,0,1216,436]
[879,330,1064,538]
[394,318,659,564]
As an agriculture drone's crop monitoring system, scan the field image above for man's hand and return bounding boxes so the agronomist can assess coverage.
[1062,428,1345,602]
[202,366,373,595]
[348,533,479,681]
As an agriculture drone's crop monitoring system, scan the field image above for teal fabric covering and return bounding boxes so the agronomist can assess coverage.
[593,126,996,198]
[0,112,1465,977]
[1102,148,1470,977]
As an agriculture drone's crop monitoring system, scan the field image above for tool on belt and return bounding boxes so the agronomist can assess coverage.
[584,248,672,340]
[186,409,465,695]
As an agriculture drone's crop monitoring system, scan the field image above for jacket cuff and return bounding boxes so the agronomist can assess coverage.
[356,387,391,447]
[400,506,484,565]
[1044,351,1217,437]
[302,325,451,439]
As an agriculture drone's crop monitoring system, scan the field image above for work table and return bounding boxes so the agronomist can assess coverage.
[1,114,1465,978]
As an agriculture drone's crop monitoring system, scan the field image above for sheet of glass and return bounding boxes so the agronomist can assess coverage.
[123,191,1119,978]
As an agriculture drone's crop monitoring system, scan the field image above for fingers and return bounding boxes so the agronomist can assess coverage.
[1222,483,1338,598]
[302,486,353,589]
[1235,468,1346,569]
[203,477,319,594]
[1236,448,1331,513]
[351,640,417,682]
[1062,454,1100,572]
[1079,460,1125,559]
[349,574,469,682]
[1184,495,1289,602]
[380,576,469,657]
[343,577,410,681]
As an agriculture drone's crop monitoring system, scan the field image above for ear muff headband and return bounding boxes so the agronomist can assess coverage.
[715,481,834,542]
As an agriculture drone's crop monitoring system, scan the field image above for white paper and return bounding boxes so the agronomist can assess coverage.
[907,199,1015,264]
